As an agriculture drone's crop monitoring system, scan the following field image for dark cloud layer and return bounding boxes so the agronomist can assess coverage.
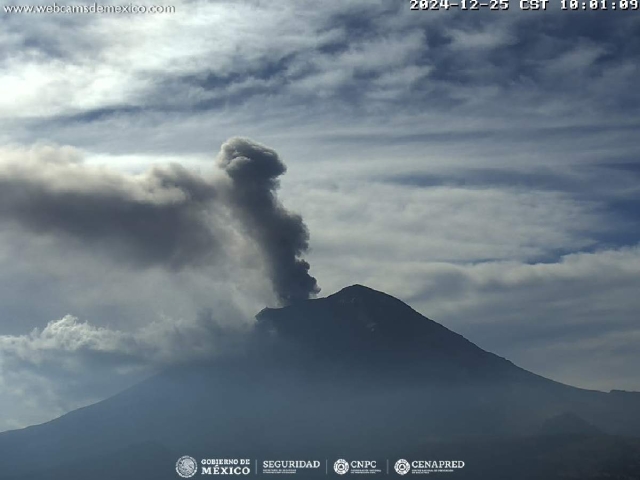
[0,139,319,304]
[218,138,320,304]
[0,161,218,268]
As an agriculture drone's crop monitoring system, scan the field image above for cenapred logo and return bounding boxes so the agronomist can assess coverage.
[334,459,350,475]
[394,459,410,476]
[176,455,198,478]
[394,459,465,475]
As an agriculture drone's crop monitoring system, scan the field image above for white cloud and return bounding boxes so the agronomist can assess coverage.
[0,305,254,431]
[448,26,516,51]
[292,180,599,265]
[0,0,350,119]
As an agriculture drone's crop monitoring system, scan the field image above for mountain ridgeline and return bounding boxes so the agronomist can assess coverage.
[1,285,640,479]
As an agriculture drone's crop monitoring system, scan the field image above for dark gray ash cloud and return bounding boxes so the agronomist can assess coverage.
[0,139,319,304]
[0,150,219,269]
[218,137,320,304]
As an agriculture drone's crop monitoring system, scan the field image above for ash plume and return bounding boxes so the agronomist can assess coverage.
[218,137,320,304]
[0,139,319,304]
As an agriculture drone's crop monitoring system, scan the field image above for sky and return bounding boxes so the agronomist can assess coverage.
[0,0,639,432]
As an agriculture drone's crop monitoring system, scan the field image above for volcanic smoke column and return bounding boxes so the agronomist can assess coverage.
[217,137,320,305]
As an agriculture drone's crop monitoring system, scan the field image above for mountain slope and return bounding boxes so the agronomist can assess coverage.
[255,284,549,384]
[1,284,639,479]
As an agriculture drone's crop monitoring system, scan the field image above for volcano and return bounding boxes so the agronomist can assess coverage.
[1,285,640,479]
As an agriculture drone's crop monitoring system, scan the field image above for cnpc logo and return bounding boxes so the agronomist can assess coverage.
[334,459,378,475]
